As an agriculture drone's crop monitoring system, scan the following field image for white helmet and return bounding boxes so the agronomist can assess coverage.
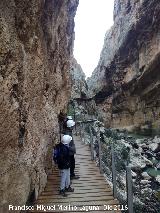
[67,119,75,128]
[67,116,72,120]
[62,135,72,145]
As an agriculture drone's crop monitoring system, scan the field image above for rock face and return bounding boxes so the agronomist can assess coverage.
[70,58,88,99]
[0,0,78,211]
[87,0,160,133]
[69,58,97,121]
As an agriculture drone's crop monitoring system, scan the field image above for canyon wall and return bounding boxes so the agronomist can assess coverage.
[70,58,88,99]
[88,0,160,133]
[0,0,78,211]
[69,58,96,120]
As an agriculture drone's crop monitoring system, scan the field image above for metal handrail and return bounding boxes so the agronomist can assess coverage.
[126,166,133,213]
[79,121,134,213]
[111,143,117,198]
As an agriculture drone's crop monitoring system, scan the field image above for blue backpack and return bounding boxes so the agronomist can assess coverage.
[53,143,70,169]
[53,144,60,164]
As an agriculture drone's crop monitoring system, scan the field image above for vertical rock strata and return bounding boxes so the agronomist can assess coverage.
[88,0,160,132]
[70,58,88,99]
[69,58,96,120]
[0,0,78,211]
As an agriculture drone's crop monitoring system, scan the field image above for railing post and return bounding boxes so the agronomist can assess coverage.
[80,122,82,140]
[89,125,94,161]
[74,117,78,136]
[75,120,78,136]
[75,123,77,136]
[73,100,77,135]
[97,127,103,173]
[82,123,85,144]
[126,166,134,213]
[111,144,117,198]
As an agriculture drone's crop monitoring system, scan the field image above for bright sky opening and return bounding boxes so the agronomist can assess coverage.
[74,0,114,78]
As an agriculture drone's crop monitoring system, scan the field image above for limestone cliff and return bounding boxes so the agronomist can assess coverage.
[88,0,160,133]
[70,58,88,99]
[0,0,78,211]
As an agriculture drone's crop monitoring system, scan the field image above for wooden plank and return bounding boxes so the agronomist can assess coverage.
[47,176,108,181]
[44,186,112,192]
[43,187,112,194]
[38,192,113,200]
[48,176,105,182]
[75,162,98,165]
[41,188,112,195]
[45,183,111,188]
[51,167,100,172]
[74,169,100,172]
[47,177,105,181]
[76,154,93,156]
[47,179,109,184]
[76,162,96,165]
[75,169,100,172]
[75,163,98,165]
[74,173,102,176]
[48,172,104,177]
[75,166,98,169]
[46,182,110,188]
[76,161,95,168]
[47,176,105,181]
[76,153,91,156]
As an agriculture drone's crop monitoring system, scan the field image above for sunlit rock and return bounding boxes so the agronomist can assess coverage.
[142,172,152,180]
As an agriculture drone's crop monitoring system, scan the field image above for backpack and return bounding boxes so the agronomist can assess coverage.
[53,143,70,169]
[53,144,60,164]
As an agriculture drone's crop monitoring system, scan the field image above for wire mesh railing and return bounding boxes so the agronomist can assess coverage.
[76,119,160,213]
[75,120,134,213]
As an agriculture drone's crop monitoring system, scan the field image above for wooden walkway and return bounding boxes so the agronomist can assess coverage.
[32,136,120,213]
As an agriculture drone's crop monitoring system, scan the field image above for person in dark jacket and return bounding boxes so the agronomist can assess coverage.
[65,117,80,179]
[55,135,74,197]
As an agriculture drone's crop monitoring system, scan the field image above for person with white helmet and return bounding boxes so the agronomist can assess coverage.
[67,115,73,120]
[66,119,75,128]
[61,115,73,134]
[64,117,80,180]
[53,135,74,197]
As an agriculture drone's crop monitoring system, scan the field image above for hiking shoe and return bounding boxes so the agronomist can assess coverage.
[65,186,74,192]
[70,175,80,180]
[59,189,67,197]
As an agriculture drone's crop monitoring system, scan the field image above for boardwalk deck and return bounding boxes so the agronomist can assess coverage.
[32,136,121,213]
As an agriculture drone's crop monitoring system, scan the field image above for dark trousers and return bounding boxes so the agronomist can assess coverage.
[70,155,75,177]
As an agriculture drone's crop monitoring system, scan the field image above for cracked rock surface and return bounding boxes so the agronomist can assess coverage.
[87,0,160,133]
[0,0,78,211]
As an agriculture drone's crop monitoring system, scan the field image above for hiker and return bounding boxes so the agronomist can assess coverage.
[58,112,67,137]
[62,115,72,132]
[53,135,74,197]
[64,116,80,180]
